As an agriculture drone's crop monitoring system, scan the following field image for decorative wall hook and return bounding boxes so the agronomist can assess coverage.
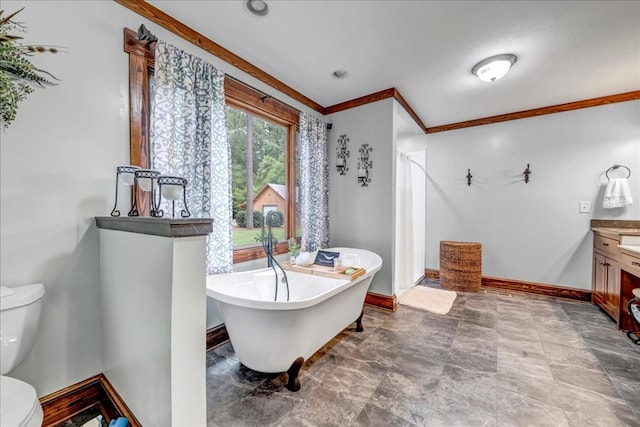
[336,134,350,175]
[523,163,531,184]
[110,165,140,216]
[357,143,373,187]
[466,169,473,187]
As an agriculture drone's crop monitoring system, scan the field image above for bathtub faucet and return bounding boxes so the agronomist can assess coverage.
[261,211,290,301]
[262,211,278,267]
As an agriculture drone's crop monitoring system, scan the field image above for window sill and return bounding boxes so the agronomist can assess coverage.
[233,241,290,264]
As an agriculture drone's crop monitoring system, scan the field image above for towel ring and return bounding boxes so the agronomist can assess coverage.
[606,164,631,179]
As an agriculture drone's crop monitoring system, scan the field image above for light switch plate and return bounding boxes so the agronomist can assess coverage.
[579,201,591,213]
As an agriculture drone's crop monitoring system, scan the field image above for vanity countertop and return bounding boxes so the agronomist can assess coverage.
[620,245,640,255]
[591,227,640,237]
[591,220,640,238]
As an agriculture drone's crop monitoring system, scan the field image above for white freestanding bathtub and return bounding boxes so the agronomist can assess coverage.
[206,247,382,390]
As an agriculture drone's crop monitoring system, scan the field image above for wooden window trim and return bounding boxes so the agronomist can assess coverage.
[124,27,299,264]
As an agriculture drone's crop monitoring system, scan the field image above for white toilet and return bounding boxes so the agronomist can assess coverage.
[0,283,46,427]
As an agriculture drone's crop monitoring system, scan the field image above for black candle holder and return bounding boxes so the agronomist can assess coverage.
[110,165,140,217]
[336,134,350,175]
[523,163,531,184]
[357,144,373,187]
[129,169,160,217]
[156,175,190,218]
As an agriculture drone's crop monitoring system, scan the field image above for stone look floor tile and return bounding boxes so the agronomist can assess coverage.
[447,335,497,373]
[590,347,640,381]
[541,339,601,370]
[430,364,498,415]
[498,345,554,380]
[497,388,570,427]
[205,282,640,426]
[352,402,417,427]
[368,365,441,426]
[548,362,622,399]
[424,401,497,427]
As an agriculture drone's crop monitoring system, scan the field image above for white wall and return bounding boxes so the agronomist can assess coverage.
[1,1,324,396]
[100,231,206,426]
[328,99,395,295]
[1,1,131,396]
[424,101,640,289]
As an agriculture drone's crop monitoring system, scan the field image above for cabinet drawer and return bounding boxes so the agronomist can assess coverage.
[595,235,619,255]
[621,251,640,277]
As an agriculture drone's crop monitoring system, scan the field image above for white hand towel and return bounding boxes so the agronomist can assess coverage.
[603,178,633,208]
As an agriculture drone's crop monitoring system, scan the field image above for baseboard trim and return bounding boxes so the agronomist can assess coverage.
[39,373,140,427]
[207,323,230,351]
[425,268,440,279]
[365,291,398,311]
[424,269,591,302]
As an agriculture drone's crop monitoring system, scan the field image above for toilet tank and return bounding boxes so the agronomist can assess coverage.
[0,284,45,375]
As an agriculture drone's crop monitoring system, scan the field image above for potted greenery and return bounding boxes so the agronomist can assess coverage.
[0,8,58,129]
[288,238,300,263]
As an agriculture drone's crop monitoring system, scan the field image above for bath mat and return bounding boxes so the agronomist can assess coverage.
[399,286,457,315]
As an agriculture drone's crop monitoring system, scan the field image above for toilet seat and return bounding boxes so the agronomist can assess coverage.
[0,376,43,427]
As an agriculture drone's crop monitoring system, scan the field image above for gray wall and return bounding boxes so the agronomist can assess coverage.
[423,101,640,289]
[327,99,395,295]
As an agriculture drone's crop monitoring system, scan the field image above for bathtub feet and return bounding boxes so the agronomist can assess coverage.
[286,357,304,392]
[355,310,364,332]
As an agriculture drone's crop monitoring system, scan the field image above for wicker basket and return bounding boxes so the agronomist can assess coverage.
[440,241,482,292]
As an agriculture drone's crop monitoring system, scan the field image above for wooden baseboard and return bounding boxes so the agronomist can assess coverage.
[482,275,592,301]
[365,291,398,311]
[39,373,140,427]
[206,323,230,351]
[425,268,440,279]
[424,269,591,302]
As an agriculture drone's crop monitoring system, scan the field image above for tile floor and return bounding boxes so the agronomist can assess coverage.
[206,282,640,426]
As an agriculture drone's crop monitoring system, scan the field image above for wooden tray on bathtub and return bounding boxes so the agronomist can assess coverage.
[281,261,366,280]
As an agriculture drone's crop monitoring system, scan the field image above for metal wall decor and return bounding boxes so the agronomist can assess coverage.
[466,169,473,187]
[110,165,140,216]
[357,144,373,187]
[156,175,190,218]
[336,134,350,175]
[523,163,531,184]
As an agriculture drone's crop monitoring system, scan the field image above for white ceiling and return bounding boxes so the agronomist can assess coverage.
[147,0,640,127]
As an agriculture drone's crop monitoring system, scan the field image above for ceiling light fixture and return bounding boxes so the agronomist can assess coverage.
[332,70,348,78]
[471,53,517,83]
[244,0,269,17]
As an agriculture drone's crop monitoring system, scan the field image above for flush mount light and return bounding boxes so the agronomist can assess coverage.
[244,0,269,17]
[471,53,517,82]
[332,70,348,78]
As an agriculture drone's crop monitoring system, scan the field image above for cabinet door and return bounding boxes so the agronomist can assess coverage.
[593,252,606,299]
[605,258,620,315]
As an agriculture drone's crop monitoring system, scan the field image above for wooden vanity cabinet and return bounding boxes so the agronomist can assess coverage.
[620,250,640,331]
[592,233,621,324]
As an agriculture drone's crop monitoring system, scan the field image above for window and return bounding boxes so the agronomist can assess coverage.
[124,27,299,263]
[227,106,287,247]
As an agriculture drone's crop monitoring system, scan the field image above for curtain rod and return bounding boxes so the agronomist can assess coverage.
[135,24,331,129]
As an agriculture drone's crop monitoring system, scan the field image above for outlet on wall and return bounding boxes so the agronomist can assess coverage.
[579,201,591,213]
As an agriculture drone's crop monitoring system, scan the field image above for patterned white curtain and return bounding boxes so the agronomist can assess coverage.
[151,41,232,274]
[299,112,329,251]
